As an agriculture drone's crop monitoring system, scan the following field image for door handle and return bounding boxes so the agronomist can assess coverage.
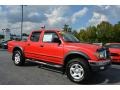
[40,45,44,47]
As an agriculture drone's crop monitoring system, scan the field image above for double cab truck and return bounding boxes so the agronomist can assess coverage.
[8,29,111,83]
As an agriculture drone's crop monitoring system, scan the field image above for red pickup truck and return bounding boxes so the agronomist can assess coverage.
[8,29,111,83]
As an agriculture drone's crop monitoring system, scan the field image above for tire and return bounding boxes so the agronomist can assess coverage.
[66,58,90,84]
[12,50,25,66]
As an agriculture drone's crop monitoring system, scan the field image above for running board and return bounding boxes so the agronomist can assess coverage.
[26,59,64,73]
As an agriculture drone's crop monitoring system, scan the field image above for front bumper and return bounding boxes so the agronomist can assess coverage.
[89,60,111,71]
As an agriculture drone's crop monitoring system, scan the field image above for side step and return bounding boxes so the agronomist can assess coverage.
[26,59,64,74]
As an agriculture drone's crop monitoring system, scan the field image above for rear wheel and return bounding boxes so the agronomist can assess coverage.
[13,50,25,66]
[66,58,90,83]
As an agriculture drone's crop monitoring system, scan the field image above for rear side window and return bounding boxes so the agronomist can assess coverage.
[30,32,41,42]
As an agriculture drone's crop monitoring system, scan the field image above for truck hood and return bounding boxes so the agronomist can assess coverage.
[65,43,101,52]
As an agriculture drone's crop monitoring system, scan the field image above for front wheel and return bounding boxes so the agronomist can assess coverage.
[66,59,90,84]
[13,50,25,66]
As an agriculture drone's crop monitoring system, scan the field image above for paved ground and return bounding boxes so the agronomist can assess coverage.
[0,49,120,85]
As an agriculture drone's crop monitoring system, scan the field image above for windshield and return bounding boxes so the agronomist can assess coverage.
[60,32,80,43]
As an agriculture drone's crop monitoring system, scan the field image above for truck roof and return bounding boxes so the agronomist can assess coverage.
[33,29,61,32]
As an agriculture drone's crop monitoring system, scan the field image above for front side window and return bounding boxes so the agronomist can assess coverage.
[43,32,59,43]
[30,32,41,42]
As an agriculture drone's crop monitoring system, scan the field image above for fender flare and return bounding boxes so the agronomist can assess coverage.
[64,51,90,63]
[62,51,91,74]
[12,46,23,53]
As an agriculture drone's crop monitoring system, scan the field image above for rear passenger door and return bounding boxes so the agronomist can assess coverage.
[24,31,42,59]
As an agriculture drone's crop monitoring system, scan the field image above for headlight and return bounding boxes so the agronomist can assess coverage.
[95,48,107,59]
[99,52,105,58]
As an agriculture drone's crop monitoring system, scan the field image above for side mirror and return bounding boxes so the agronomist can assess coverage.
[52,38,61,44]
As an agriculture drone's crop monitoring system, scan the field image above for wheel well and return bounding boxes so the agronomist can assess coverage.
[63,54,89,71]
[13,47,22,53]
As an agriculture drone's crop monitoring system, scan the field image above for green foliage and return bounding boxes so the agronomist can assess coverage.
[22,33,29,36]
[62,22,120,43]
[75,21,120,43]
[113,22,120,42]
[63,24,72,32]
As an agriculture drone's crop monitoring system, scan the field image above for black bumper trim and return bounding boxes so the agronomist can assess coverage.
[89,60,111,71]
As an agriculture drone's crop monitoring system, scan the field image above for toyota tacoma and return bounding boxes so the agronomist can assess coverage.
[8,29,111,83]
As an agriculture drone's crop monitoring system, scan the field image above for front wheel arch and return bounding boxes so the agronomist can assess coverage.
[63,53,90,73]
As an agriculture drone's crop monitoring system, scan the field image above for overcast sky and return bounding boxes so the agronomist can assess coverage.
[0,5,120,35]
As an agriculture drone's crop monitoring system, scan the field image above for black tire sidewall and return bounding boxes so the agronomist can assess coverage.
[66,59,90,83]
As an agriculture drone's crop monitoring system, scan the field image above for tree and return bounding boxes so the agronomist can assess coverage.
[62,21,120,43]
[113,22,120,42]
[78,29,87,42]
[63,24,72,32]
[22,33,29,36]
[85,26,97,43]
[77,21,120,43]
[96,21,113,43]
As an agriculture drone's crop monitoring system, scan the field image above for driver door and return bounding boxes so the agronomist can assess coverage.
[39,31,64,64]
